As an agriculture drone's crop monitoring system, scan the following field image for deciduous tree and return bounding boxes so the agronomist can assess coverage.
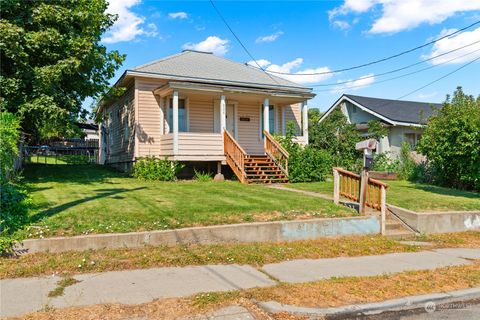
[0,0,125,140]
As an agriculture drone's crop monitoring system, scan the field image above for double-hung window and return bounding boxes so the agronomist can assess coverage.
[261,104,275,135]
[168,98,187,132]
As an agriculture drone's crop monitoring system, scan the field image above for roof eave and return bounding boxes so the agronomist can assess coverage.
[126,70,313,95]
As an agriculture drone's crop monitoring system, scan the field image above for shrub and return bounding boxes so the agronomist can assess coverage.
[0,112,21,182]
[371,152,400,172]
[288,146,334,182]
[397,142,418,180]
[308,108,362,169]
[417,87,480,191]
[0,182,31,254]
[194,170,212,182]
[132,157,184,181]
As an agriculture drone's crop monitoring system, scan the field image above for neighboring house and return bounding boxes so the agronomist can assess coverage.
[320,94,442,159]
[97,49,314,182]
[75,120,99,140]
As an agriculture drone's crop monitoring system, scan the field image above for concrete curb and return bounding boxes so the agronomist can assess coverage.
[257,287,480,318]
[15,215,380,254]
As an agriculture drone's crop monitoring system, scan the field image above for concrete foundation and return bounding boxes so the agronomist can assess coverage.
[388,205,480,234]
[15,216,380,254]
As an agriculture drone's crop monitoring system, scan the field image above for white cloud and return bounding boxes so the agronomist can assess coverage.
[332,20,351,30]
[169,12,188,19]
[333,74,375,92]
[417,92,438,99]
[425,27,480,65]
[103,0,157,44]
[182,36,229,56]
[255,31,284,43]
[247,58,332,84]
[248,59,272,68]
[329,0,480,34]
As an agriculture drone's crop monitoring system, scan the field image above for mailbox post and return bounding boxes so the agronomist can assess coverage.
[355,139,377,214]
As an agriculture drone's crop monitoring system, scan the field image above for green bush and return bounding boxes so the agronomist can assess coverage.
[371,152,400,172]
[397,142,418,180]
[0,182,31,254]
[0,112,21,182]
[288,145,334,182]
[417,87,480,191]
[132,157,184,181]
[194,170,212,182]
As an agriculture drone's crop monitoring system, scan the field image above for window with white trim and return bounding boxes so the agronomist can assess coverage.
[167,98,187,132]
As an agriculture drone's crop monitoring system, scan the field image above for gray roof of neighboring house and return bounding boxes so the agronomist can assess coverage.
[345,94,442,124]
[130,50,311,92]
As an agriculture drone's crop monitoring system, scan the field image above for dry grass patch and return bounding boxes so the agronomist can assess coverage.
[10,263,480,320]
[192,261,480,309]
[1,235,418,279]
[417,231,480,248]
[11,298,274,320]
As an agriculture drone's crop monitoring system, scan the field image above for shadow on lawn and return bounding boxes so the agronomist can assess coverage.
[29,187,146,224]
[404,183,480,200]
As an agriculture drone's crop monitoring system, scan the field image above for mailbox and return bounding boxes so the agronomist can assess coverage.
[356,139,377,170]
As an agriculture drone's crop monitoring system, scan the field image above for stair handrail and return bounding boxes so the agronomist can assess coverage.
[263,130,289,177]
[223,130,247,183]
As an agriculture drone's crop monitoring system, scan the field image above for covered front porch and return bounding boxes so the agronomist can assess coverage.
[152,81,310,161]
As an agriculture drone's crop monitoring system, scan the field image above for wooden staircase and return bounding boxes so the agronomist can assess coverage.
[224,130,289,184]
[244,155,288,183]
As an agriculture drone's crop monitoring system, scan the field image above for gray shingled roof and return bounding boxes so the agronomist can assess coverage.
[131,50,310,92]
[345,94,442,124]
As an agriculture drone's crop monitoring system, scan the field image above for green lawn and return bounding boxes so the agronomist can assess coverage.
[287,179,480,212]
[18,164,354,239]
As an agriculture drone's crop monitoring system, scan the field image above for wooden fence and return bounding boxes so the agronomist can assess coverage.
[333,167,389,234]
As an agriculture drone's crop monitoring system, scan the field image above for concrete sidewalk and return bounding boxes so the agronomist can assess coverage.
[1,248,479,318]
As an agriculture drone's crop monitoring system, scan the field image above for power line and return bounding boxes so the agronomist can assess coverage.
[256,20,480,76]
[310,40,480,87]
[209,0,279,84]
[313,47,480,91]
[397,55,480,100]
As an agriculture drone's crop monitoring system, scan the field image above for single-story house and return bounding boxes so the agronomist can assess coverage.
[319,94,442,159]
[97,49,314,183]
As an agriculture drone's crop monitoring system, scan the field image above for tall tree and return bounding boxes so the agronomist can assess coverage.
[0,0,125,140]
[417,87,480,191]
[309,108,362,169]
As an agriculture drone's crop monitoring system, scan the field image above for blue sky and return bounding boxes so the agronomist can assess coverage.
[99,0,480,111]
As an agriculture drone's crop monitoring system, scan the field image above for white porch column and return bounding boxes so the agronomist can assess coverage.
[302,101,308,143]
[172,90,179,154]
[220,95,226,133]
[263,98,269,135]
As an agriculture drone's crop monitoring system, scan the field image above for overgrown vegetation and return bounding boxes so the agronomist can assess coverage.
[308,108,362,170]
[194,170,212,182]
[132,157,184,181]
[279,122,333,182]
[0,112,30,254]
[417,87,480,191]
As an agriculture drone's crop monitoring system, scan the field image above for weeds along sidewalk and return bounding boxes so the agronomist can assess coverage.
[1,248,479,318]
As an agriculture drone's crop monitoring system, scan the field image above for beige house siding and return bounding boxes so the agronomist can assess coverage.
[283,103,302,135]
[188,97,214,133]
[136,78,166,157]
[103,84,135,167]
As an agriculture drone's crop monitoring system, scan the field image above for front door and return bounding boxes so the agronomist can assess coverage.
[226,103,236,138]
